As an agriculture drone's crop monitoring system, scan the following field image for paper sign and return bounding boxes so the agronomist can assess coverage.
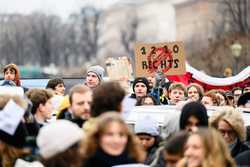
[0,99,25,135]
[0,86,24,96]
[106,56,134,81]
[134,41,186,77]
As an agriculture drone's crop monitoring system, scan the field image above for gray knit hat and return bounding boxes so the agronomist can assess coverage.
[87,65,105,81]
[134,115,159,136]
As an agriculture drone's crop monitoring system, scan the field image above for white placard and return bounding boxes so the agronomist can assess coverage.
[0,100,25,135]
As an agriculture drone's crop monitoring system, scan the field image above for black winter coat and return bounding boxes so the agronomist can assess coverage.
[231,139,249,158]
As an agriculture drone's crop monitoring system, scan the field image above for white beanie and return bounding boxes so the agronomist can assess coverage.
[134,115,159,136]
[37,120,84,159]
[87,65,105,81]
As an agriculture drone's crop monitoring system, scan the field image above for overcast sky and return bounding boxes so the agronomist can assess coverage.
[0,0,120,18]
[0,0,187,19]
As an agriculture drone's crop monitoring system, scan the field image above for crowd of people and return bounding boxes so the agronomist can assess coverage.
[0,63,250,167]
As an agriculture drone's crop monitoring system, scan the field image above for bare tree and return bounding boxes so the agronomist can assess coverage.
[77,6,101,61]
[120,9,138,68]
[219,0,250,34]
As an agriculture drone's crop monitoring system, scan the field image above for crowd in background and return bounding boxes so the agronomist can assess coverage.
[0,63,250,167]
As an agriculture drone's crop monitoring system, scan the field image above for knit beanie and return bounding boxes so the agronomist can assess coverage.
[134,115,159,136]
[87,65,105,81]
[132,77,150,93]
[180,101,208,130]
[37,120,84,159]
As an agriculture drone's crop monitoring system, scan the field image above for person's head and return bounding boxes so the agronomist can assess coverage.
[180,102,208,132]
[82,112,145,162]
[132,77,150,98]
[184,128,235,167]
[46,78,65,96]
[243,86,250,94]
[237,92,250,108]
[168,82,187,104]
[0,95,30,167]
[214,90,229,106]
[135,95,159,106]
[69,84,92,120]
[85,65,105,89]
[225,91,234,106]
[187,83,204,102]
[134,116,159,151]
[37,120,84,167]
[164,131,189,167]
[201,92,219,106]
[3,63,21,86]
[162,81,173,97]
[91,81,126,117]
[26,88,53,120]
[209,107,246,145]
[147,75,156,90]
[232,87,242,105]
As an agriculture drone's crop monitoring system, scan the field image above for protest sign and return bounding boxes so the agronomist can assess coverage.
[134,41,186,77]
[105,56,133,81]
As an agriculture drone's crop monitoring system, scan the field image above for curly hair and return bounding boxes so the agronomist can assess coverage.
[209,107,246,142]
[81,112,145,163]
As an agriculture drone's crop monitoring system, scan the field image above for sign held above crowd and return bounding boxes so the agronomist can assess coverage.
[134,41,186,77]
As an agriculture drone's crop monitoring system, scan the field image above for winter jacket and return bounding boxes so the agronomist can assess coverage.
[231,139,249,158]
[84,149,137,167]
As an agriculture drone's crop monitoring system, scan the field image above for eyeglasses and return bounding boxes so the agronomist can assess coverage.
[218,129,236,137]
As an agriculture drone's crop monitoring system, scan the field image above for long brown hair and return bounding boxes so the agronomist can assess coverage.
[0,143,30,167]
[3,63,21,86]
[81,112,145,163]
[193,128,235,167]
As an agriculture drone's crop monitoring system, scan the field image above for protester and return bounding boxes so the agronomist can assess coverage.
[37,120,84,167]
[26,88,54,127]
[168,82,186,105]
[151,131,189,167]
[131,77,150,99]
[179,102,208,132]
[209,107,249,157]
[46,78,65,96]
[243,86,250,94]
[134,116,161,165]
[85,65,105,89]
[225,91,234,107]
[91,81,126,117]
[135,95,159,106]
[84,81,126,132]
[232,87,242,107]
[187,83,204,102]
[2,63,21,86]
[201,92,219,107]
[0,95,37,167]
[58,84,92,127]
[178,128,235,167]
[214,90,230,106]
[82,112,145,167]
[237,92,250,108]
[164,131,189,167]
[160,81,173,105]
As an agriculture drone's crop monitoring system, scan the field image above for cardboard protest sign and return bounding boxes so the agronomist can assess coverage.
[105,56,133,81]
[134,41,186,77]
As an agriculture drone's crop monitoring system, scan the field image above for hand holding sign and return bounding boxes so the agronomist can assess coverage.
[134,42,186,77]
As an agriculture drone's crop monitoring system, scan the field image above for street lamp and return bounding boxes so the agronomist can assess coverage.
[230,42,242,75]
